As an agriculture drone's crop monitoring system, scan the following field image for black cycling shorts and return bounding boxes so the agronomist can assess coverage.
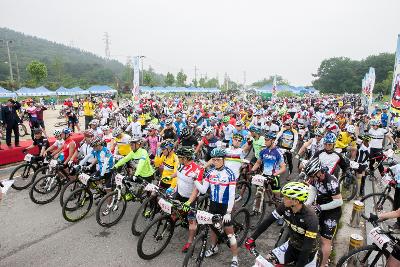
[208,201,231,226]
[392,242,400,261]
[103,172,113,189]
[319,209,341,240]
[175,193,196,220]
[356,164,367,174]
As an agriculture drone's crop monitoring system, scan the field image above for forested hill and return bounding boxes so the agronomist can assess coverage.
[0,27,125,88]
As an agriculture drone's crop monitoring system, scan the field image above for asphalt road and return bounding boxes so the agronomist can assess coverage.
[0,166,280,267]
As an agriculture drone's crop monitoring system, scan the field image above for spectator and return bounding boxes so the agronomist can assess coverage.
[1,98,21,147]
[66,108,80,133]
[36,103,48,137]
[83,97,95,129]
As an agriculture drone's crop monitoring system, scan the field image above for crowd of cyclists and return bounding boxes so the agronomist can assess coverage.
[5,91,400,267]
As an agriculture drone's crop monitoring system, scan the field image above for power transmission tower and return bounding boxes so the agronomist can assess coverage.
[103,32,111,59]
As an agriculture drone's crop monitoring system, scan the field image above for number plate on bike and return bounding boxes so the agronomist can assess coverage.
[78,173,90,185]
[368,227,391,250]
[24,154,33,162]
[252,175,265,186]
[196,210,214,224]
[115,174,124,186]
[382,174,393,185]
[254,255,274,267]
[158,198,172,214]
[144,183,158,192]
[49,160,58,168]
[350,161,359,169]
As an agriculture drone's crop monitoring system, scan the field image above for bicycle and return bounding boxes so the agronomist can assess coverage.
[360,170,396,214]
[182,208,250,267]
[95,173,149,228]
[234,158,252,208]
[9,153,48,190]
[249,174,282,229]
[62,172,107,222]
[336,214,399,266]
[338,160,360,201]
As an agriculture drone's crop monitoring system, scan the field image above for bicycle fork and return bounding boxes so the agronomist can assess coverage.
[253,186,265,213]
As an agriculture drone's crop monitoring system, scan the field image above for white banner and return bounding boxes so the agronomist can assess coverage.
[368,67,376,107]
[272,75,277,97]
[132,56,140,96]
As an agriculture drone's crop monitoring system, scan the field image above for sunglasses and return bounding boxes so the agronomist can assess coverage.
[211,158,224,161]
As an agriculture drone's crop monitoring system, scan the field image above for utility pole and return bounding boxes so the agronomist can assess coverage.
[0,39,14,83]
[15,52,20,86]
[103,32,111,59]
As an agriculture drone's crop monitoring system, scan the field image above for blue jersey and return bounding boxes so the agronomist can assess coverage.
[92,147,114,176]
[231,129,249,147]
[174,120,187,137]
[381,113,389,128]
[204,166,236,205]
[259,147,283,176]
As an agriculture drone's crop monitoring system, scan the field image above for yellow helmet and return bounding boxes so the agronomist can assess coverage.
[281,182,309,202]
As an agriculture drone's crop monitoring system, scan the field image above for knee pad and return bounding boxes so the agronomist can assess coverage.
[266,252,279,264]
[227,234,237,246]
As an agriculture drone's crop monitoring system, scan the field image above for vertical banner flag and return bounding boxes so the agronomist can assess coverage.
[272,75,277,97]
[132,56,140,100]
[368,67,376,108]
[390,34,400,114]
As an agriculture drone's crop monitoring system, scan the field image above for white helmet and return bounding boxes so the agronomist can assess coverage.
[346,125,356,134]
[202,126,214,136]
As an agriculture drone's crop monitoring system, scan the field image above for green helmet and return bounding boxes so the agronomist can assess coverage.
[222,116,230,123]
[281,182,309,202]
[176,146,194,158]
[210,147,226,158]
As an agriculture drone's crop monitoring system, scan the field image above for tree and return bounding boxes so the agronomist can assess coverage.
[375,71,394,95]
[198,77,206,87]
[26,60,48,85]
[52,56,64,83]
[165,72,175,86]
[176,70,187,87]
[192,79,198,87]
[251,75,289,87]
[121,63,133,87]
[205,77,219,88]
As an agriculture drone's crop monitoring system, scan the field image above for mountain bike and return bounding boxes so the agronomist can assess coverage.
[249,174,281,229]
[9,153,49,190]
[96,173,148,227]
[62,172,107,222]
[336,214,399,266]
[182,208,250,267]
[338,160,360,201]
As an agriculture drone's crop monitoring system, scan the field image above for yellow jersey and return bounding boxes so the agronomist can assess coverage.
[83,101,94,116]
[335,131,356,149]
[154,152,179,186]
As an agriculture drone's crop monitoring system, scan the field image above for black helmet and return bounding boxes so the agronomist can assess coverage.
[304,157,322,177]
[181,127,190,138]
[33,128,42,134]
[176,146,194,158]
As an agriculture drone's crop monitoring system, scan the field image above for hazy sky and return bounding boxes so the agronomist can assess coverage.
[1,0,399,86]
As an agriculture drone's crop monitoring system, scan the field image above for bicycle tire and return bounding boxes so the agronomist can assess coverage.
[31,165,50,185]
[59,179,83,208]
[131,195,159,236]
[232,207,250,246]
[62,187,93,222]
[19,124,28,137]
[336,244,387,267]
[29,174,62,204]
[339,175,358,201]
[360,193,394,214]
[137,214,175,260]
[95,190,127,227]
[182,231,207,267]
[235,180,251,208]
[10,163,36,190]
[196,195,209,211]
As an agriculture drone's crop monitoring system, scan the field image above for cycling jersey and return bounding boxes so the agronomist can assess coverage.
[163,128,176,140]
[356,144,370,166]
[307,137,324,157]
[114,148,155,178]
[196,166,236,206]
[222,124,235,141]
[62,137,77,162]
[114,133,131,156]
[154,152,179,184]
[251,203,319,266]
[225,146,243,180]
[92,147,113,176]
[231,129,249,146]
[368,128,388,149]
[259,147,283,176]
[263,123,280,133]
[309,173,341,209]
[313,150,348,175]
[53,139,64,149]
[335,131,356,149]
[78,142,94,166]
[179,136,198,148]
[202,136,219,156]
[175,161,204,198]
[33,136,50,152]
[325,122,339,135]
[276,129,298,150]
[174,120,187,137]
[252,136,266,160]
[126,121,142,138]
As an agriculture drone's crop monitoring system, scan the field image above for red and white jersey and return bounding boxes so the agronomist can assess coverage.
[176,162,204,198]
[325,122,340,135]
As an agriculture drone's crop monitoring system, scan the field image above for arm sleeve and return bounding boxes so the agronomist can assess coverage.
[114,152,133,168]
[304,185,317,206]
[194,179,209,194]
[79,153,94,166]
[320,198,343,211]
[101,151,112,176]
[227,183,236,212]
[134,151,147,177]
[125,123,132,133]
[154,154,164,168]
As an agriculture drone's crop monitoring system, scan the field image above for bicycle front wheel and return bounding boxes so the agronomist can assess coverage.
[131,195,159,236]
[339,175,358,201]
[137,214,175,260]
[232,207,250,246]
[62,188,93,222]
[360,193,394,214]
[336,244,387,267]
[29,174,62,204]
[96,190,127,227]
[10,163,36,190]
[235,180,251,208]
[59,179,83,207]
[182,231,207,267]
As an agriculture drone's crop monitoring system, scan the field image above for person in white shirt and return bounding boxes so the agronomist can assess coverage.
[100,105,111,126]
[222,116,235,144]
[126,114,142,139]
[263,116,279,133]
[368,119,394,175]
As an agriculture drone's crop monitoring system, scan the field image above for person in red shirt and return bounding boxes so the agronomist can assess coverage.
[61,127,78,165]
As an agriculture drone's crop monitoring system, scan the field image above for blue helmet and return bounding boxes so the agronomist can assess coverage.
[210,147,226,158]
[63,127,72,135]
[249,125,262,134]
[160,139,174,149]
[265,131,277,139]
[324,132,337,144]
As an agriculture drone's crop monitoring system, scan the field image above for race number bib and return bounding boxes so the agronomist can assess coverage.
[144,183,158,192]
[78,173,90,185]
[252,175,265,186]
[158,198,173,214]
[24,154,33,162]
[115,174,124,186]
[196,210,214,225]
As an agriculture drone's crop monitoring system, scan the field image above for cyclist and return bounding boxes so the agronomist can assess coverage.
[101,125,113,150]
[232,120,249,147]
[263,116,279,134]
[160,118,176,140]
[78,129,95,167]
[296,128,324,161]
[44,129,64,158]
[59,127,78,166]
[244,125,265,164]
[275,118,298,175]
[303,158,343,267]
[368,210,400,266]
[110,127,131,157]
[251,131,286,222]
[22,128,50,157]
[195,126,219,161]
[245,182,319,267]
[88,119,103,137]
[335,124,357,153]
[222,116,235,145]
[155,139,179,188]
[176,127,198,148]
[194,148,239,267]
[174,113,187,138]
[352,135,371,197]
[224,133,245,181]
[125,114,142,139]
[114,137,155,182]
[165,146,204,253]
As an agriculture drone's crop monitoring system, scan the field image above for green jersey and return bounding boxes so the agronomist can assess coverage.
[253,136,266,159]
[114,148,155,178]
